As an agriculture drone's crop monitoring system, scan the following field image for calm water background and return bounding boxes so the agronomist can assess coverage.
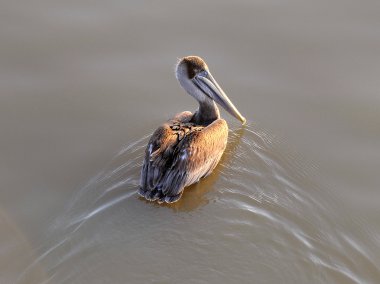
[1,1,380,283]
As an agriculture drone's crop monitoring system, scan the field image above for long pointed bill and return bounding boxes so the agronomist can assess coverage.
[192,71,246,124]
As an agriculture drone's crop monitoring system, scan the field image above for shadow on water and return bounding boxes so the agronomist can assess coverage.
[17,123,380,283]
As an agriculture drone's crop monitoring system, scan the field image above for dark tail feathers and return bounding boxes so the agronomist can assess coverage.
[138,187,183,204]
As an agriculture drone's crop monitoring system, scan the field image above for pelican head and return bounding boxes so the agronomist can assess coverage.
[176,56,246,124]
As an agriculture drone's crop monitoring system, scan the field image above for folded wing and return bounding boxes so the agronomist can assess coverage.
[139,118,228,203]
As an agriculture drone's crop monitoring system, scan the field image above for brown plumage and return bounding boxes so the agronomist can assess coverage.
[139,56,245,203]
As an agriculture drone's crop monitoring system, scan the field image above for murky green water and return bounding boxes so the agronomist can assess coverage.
[1,1,380,283]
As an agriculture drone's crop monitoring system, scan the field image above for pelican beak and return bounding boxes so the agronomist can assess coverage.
[192,71,246,124]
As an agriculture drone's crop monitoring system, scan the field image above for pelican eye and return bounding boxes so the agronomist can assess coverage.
[199,70,208,77]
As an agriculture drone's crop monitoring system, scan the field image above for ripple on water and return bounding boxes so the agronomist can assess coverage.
[18,123,380,283]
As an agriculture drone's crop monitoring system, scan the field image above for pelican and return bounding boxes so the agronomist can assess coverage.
[139,56,246,203]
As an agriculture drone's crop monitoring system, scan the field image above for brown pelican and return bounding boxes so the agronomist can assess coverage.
[139,56,246,203]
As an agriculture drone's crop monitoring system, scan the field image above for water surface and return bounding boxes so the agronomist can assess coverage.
[1,0,380,283]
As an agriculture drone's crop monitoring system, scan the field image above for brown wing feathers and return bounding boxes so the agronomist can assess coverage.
[139,119,228,203]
